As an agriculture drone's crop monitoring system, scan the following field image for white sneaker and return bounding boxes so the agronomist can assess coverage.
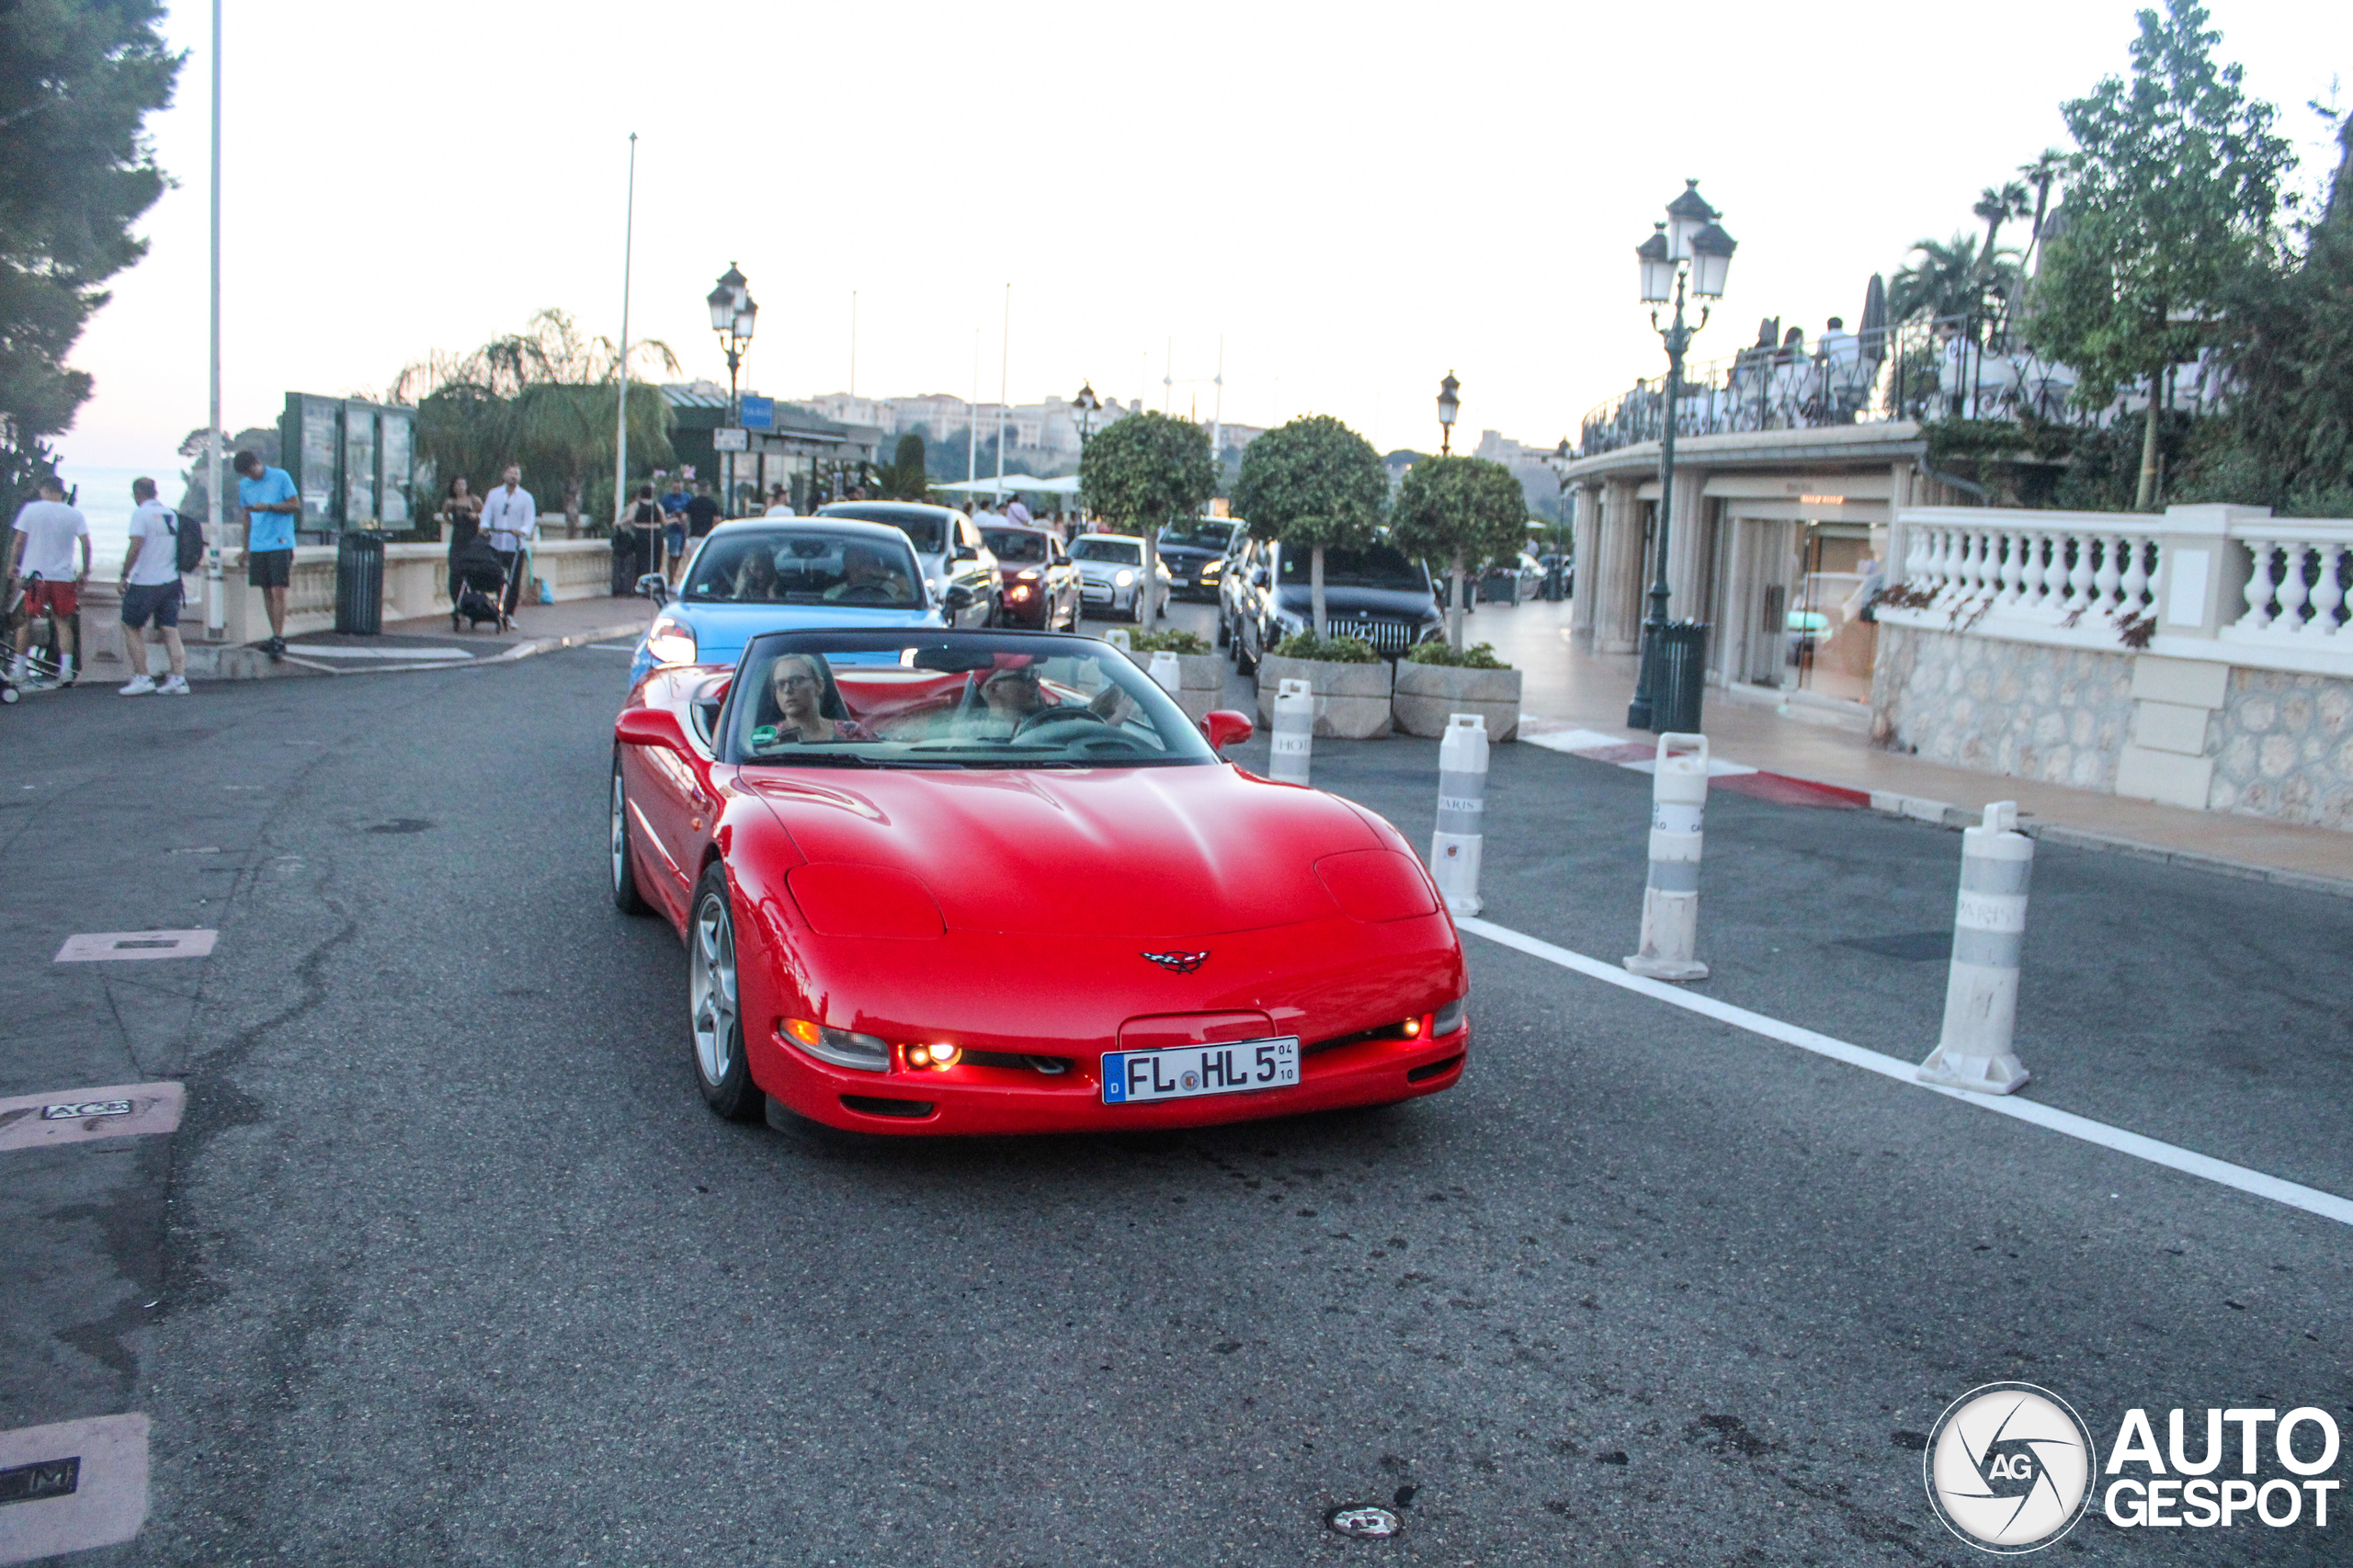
[157,676,191,695]
[119,675,157,696]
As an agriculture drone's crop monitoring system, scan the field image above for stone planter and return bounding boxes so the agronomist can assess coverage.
[1123,647,1226,722]
[1393,660,1522,741]
[1256,654,1393,739]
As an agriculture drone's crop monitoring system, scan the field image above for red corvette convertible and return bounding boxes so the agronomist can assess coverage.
[610,629,1468,1135]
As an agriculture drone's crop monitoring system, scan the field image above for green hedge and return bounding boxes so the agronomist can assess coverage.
[1404,640,1509,669]
[1269,631,1380,664]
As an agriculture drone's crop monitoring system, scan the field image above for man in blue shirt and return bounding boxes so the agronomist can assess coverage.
[234,449,301,659]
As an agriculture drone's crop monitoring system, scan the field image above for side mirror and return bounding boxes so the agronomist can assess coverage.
[636,572,669,607]
[951,543,979,562]
[616,705,688,754]
[1251,566,1269,588]
[943,583,977,611]
[1201,710,1254,755]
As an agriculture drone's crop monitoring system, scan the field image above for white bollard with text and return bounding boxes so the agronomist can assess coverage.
[1270,678,1314,785]
[1429,713,1489,915]
[1916,801,2034,1095]
[1623,733,1710,983]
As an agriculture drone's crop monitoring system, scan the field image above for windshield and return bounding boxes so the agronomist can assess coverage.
[1070,538,1141,565]
[681,528,922,607]
[818,504,949,554]
[983,528,1049,563]
[1277,544,1428,592]
[1159,523,1233,551]
[724,633,1216,769]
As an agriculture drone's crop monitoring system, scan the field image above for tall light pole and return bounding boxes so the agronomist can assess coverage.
[204,0,224,638]
[1625,180,1736,733]
[1436,371,1461,456]
[706,264,756,515]
[612,133,638,556]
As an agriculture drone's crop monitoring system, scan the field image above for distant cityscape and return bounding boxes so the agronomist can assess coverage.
[683,382,1567,519]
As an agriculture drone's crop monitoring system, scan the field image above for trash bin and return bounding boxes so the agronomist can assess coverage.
[1649,619,1709,734]
[334,530,385,635]
[1541,562,1566,601]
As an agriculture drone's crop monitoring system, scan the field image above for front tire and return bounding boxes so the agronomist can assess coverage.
[688,866,762,1121]
[611,761,653,916]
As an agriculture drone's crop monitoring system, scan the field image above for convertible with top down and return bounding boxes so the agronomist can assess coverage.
[609,628,1469,1135]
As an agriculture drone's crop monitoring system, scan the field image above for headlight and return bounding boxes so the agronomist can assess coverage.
[643,616,697,665]
[780,1017,890,1073]
[1114,569,1135,587]
[1200,559,1223,579]
[1432,995,1467,1036]
[1017,569,1041,582]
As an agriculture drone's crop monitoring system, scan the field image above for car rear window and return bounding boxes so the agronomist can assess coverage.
[983,529,1048,563]
[820,505,948,554]
[1071,538,1141,565]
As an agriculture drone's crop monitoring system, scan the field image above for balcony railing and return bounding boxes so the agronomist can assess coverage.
[1574,312,2218,460]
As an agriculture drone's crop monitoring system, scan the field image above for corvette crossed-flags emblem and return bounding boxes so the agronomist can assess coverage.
[1140,950,1210,973]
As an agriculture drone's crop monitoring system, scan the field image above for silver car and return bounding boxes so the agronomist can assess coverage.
[1069,533,1174,622]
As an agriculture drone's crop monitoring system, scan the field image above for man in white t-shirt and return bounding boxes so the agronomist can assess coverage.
[7,473,92,686]
[1005,495,1034,528]
[117,476,190,695]
[970,497,1003,528]
[480,465,538,621]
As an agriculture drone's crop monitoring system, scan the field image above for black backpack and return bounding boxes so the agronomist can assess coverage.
[166,510,206,574]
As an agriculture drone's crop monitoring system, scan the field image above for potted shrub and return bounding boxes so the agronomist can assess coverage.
[1388,454,1529,652]
[1393,640,1521,740]
[1120,629,1225,721]
[1256,631,1393,739]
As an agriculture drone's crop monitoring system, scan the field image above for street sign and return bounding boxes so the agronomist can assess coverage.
[740,396,775,431]
[712,427,749,451]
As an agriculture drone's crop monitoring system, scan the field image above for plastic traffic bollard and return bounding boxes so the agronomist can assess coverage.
[1622,732,1710,982]
[1148,649,1182,695]
[1916,801,2034,1094]
[1430,713,1489,915]
[1270,678,1314,785]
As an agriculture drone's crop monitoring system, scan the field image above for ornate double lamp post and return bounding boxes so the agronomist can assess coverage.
[706,264,757,513]
[1436,371,1461,456]
[1625,181,1736,732]
[1072,381,1101,522]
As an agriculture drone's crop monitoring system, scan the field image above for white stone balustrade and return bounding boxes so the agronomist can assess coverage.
[1884,505,2353,681]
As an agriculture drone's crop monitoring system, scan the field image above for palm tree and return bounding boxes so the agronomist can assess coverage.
[2017,148,2067,250]
[1973,181,2032,270]
[1890,233,1984,323]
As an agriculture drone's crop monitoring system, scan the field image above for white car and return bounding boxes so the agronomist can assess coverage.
[1069,533,1175,622]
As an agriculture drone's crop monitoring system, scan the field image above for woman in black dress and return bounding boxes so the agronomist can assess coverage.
[443,476,483,607]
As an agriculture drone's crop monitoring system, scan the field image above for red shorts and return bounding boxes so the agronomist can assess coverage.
[23,579,78,618]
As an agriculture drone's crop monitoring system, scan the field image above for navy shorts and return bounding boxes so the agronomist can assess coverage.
[247,548,292,588]
[120,581,182,630]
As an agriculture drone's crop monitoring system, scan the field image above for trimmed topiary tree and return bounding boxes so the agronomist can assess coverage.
[1231,415,1386,639]
[1389,455,1529,649]
[1078,411,1216,623]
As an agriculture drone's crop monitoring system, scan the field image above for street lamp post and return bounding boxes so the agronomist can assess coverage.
[1625,181,1736,733]
[706,264,756,516]
[1436,371,1460,457]
[1072,381,1101,527]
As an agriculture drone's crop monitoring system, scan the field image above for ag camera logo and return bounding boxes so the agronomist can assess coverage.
[1924,1382,2095,1553]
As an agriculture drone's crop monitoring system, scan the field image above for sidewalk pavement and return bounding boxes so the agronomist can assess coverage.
[1462,597,2353,892]
[202,596,654,680]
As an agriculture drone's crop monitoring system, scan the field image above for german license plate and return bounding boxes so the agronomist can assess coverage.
[1102,1037,1299,1104]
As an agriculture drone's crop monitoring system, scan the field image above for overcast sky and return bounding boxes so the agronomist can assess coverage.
[57,0,2353,472]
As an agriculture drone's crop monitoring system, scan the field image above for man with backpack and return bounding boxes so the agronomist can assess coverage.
[117,476,193,695]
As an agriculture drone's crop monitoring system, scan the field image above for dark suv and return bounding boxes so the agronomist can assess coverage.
[1155,519,1244,602]
[1223,538,1442,673]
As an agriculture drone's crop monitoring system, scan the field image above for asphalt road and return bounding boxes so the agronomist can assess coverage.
[2,642,2347,1566]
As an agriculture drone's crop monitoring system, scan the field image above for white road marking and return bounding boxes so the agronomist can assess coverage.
[0,1084,185,1153]
[283,644,472,661]
[0,1414,150,1564]
[53,930,217,963]
[1458,916,2353,1229]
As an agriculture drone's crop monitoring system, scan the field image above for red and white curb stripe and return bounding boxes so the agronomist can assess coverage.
[1523,724,1874,811]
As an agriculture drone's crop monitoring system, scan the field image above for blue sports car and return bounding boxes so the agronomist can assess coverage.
[630,518,950,687]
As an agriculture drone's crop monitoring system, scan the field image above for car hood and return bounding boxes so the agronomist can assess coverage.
[745,763,1388,937]
[662,600,942,662]
[1272,585,1438,618]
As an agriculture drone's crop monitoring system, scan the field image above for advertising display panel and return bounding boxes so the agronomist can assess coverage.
[343,403,380,527]
[284,392,341,527]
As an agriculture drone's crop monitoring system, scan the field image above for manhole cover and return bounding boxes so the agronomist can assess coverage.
[1325,1505,1402,1539]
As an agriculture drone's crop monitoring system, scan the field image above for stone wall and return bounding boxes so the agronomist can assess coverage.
[1871,622,2134,792]
[1873,622,2353,829]
[2209,670,2353,829]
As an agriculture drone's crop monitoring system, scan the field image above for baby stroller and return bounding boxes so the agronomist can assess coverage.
[3,572,68,697]
[450,534,511,632]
